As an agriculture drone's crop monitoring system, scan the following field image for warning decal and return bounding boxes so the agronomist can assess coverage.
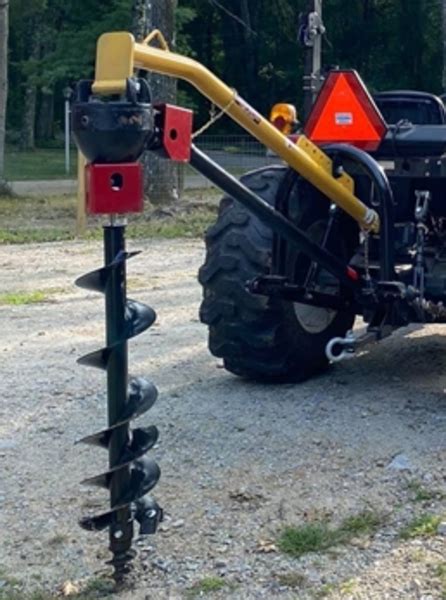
[335,112,353,126]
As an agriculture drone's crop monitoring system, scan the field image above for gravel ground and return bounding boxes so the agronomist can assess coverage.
[0,238,445,599]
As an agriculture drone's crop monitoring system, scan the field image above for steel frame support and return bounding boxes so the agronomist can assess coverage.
[189,145,359,289]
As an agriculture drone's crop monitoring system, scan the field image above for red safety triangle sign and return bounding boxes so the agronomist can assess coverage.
[304,70,388,151]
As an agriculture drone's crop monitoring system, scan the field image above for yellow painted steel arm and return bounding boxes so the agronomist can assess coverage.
[93,32,379,233]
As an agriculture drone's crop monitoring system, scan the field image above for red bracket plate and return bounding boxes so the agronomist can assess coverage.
[156,104,193,162]
[86,163,143,215]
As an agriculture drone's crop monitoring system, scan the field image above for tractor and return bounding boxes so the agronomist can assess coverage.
[70,17,446,576]
[198,81,446,381]
[72,30,446,386]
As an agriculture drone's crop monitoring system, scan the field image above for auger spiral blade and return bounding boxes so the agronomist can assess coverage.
[76,377,158,447]
[125,300,157,338]
[80,511,114,532]
[75,251,141,292]
[78,425,159,456]
[81,456,161,495]
[119,426,159,464]
[123,378,159,421]
[76,224,162,580]
[80,495,163,535]
[77,347,111,370]
[113,457,161,506]
[106,550,137,579]
[79,496,162,535]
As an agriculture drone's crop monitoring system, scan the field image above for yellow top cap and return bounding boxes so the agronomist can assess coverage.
[92,32,135,95]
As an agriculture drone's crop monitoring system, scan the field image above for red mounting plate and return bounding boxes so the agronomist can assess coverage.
[86,163,143,215]
[304,70,388,151]
[157,104,194,162]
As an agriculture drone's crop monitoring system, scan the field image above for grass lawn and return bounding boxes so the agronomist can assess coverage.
[0,190,220,244]
[5,146,269,182]
[4,147,78,181]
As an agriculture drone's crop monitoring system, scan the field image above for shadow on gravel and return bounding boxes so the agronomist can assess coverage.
[153,327,446,398]
[338,330,446,388]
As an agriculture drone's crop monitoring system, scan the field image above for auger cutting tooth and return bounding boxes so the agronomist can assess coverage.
[134,496,164,535]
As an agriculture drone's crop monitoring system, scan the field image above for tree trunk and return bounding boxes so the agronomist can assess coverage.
[398,0,423,89]
[361,0,373,78]
[36,88,55,141]
[20,16,40,151]
[132,0,179,206]
[20,84,38,150]
[0,0,9,181]
[221,13,242,89]
[239,0,257,101]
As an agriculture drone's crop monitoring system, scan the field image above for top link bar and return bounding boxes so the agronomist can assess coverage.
[92,31,379,234]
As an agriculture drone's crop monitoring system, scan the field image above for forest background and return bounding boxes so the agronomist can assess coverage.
[2,0,444,153]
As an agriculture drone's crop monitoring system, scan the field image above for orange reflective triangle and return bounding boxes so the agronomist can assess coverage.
[305,70,387,151]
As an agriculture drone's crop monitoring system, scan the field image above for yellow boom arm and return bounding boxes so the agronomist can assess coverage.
[92,31,379,233]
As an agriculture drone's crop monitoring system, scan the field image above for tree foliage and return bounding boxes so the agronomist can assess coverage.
[4,0,445,142]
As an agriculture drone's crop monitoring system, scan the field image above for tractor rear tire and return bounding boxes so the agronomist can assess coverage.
[198,166,356,382]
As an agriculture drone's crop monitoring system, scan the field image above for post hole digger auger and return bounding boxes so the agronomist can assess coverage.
[71,78,174,580]
[73,23,446,575]
[72,26,446,568]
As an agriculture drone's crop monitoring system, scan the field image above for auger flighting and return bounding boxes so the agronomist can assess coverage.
[72,78,166,580]
[75,235,162,576]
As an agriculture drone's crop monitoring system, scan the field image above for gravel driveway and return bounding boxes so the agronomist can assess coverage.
[0,238,445,599]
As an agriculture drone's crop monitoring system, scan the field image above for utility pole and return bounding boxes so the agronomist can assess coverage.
[300,0,325,121]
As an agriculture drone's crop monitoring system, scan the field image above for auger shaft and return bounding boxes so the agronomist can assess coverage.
[103,223,133,571]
